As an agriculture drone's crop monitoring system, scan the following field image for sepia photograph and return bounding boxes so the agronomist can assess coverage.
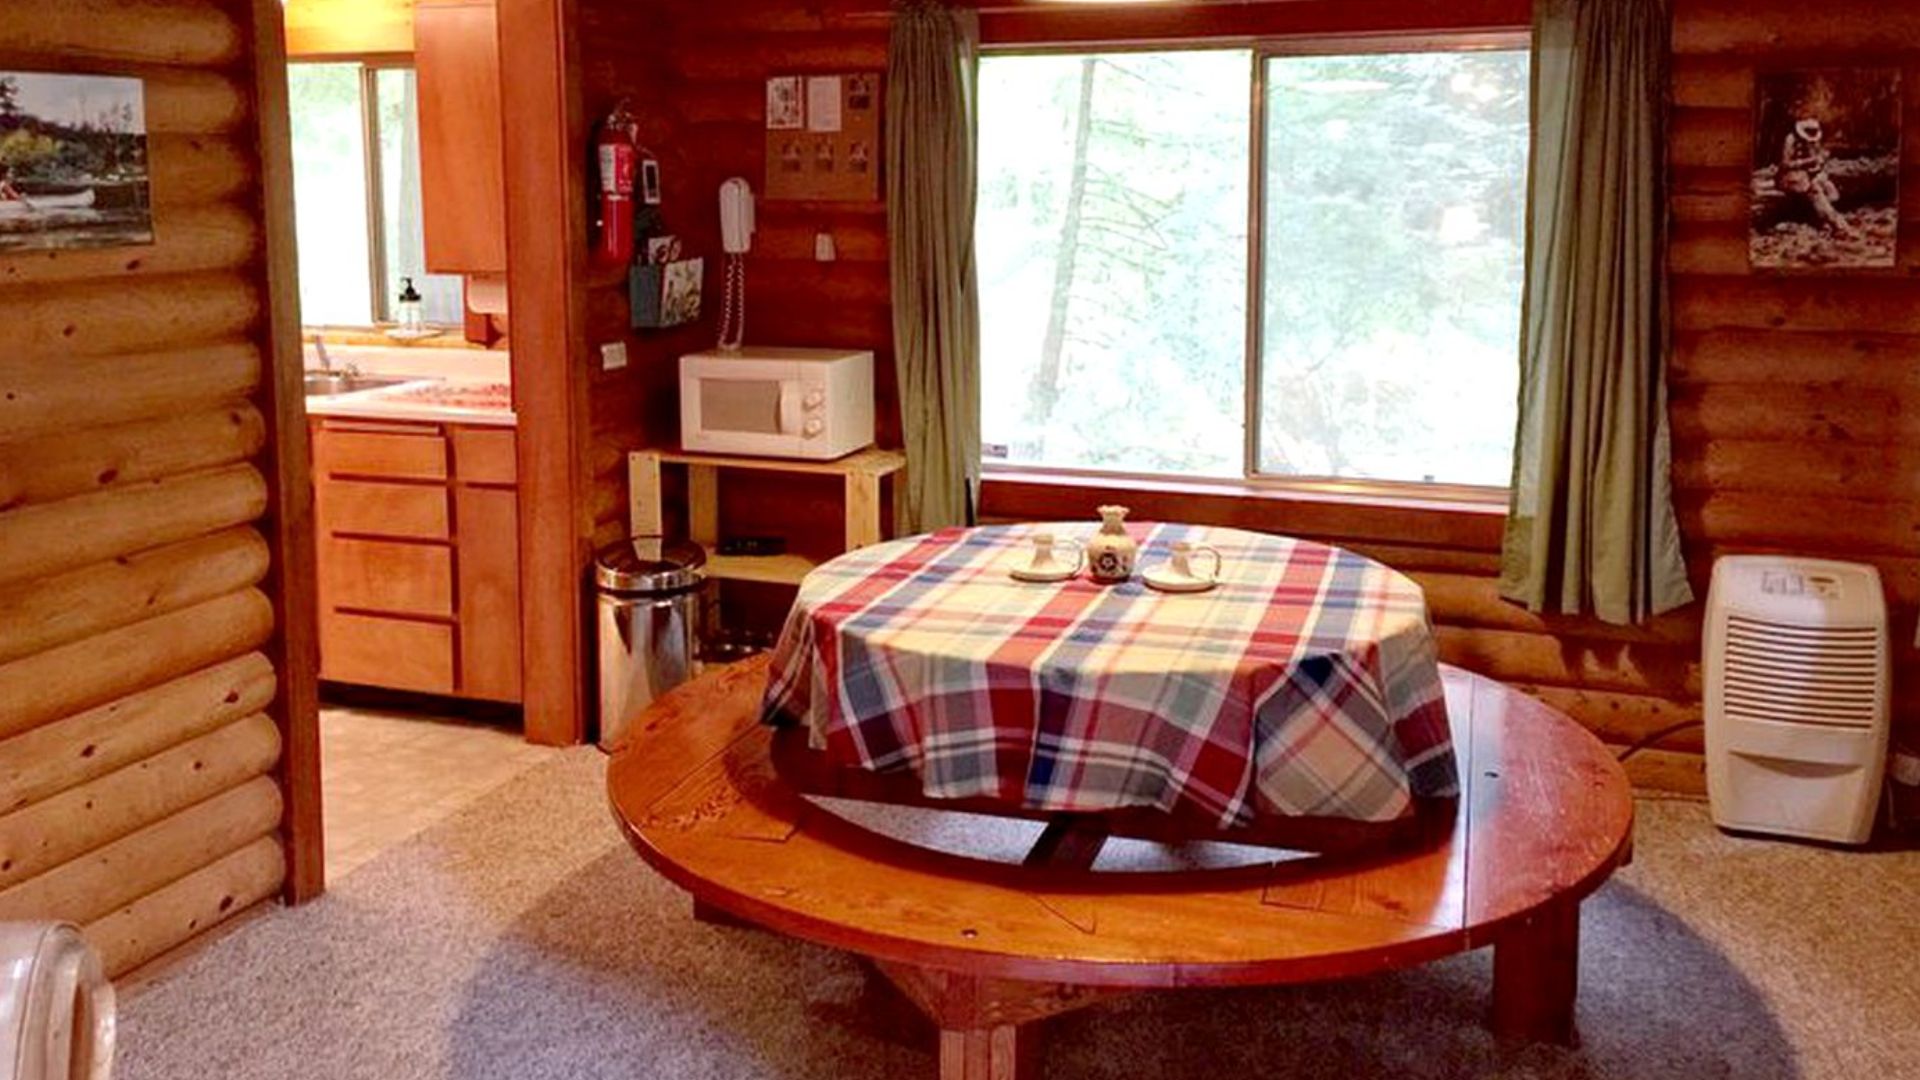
[0,71,153,253]
[1750,68,1902,270]
[766,76,803,130]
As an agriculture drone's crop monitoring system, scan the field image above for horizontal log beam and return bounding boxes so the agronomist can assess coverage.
[0,201,262,290]
[0,403,265,511]
[0,653,276,815]
[0,464,268,588]
[0,714,280,891]
[0,0,244,67]
[0,775,282,926]
[1434,625,1703,699]
[1521,685,1705,753]
[2,269,261,360]
[0,527,269,666]
[0,588,275,742]
[1671,330,1920,391]
[0,343,261,444]
[1414,572,1702,646]
[1671,0,1920,54]
[86,835,284,978]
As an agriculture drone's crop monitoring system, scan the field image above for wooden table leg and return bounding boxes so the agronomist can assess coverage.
[1490,898,1580,1045]
[939,1025,1034,1080]
[875,961,1124,1080]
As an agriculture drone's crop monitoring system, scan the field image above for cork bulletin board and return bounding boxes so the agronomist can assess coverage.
[764,73,882,202]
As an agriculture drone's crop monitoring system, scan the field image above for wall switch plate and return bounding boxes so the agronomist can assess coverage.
[600,341,628,371]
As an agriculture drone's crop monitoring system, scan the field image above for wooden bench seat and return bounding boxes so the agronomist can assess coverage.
[607,656,1634,1080]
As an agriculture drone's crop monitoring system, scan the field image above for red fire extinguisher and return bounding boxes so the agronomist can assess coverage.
[593,100,639,270]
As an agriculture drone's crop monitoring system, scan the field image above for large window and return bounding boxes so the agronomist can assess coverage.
[977,42,1530,491]
[288,63,463,328]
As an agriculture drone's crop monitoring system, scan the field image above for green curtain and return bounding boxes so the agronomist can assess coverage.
[1499,0,1694,625]
[887,1,981,534]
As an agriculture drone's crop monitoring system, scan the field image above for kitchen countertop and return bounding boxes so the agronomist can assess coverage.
[306,378,516,427]
[303,343,516,427]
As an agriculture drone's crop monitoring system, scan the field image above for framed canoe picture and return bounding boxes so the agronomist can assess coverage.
[1750,68,1902,271]
[0,71,154,253]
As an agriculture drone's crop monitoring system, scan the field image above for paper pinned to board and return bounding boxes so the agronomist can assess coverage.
[806,76,844,133]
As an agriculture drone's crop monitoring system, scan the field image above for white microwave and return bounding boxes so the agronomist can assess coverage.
[679,347,875,460]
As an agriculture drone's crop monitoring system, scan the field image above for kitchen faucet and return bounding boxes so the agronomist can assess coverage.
[307,335,358,378]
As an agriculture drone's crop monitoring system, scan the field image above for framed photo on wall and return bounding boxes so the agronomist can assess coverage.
[0,71,154,253]
[1749,68,1903,271]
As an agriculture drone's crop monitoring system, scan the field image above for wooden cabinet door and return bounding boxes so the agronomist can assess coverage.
[416,0,507,274]
[456,484,521,702]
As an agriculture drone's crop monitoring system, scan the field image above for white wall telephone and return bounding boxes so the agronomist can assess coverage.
[718,179,755,350]
[720,178,756,254]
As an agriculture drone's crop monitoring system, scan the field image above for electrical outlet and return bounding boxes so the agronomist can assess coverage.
[600,341,628,371]
[1892,751,1920,787]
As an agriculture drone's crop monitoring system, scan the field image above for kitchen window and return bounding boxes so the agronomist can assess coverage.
[976,40,1531,492]
[287,62,463,328]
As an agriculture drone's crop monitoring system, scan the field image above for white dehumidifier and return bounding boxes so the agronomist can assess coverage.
[1704,556,1890,845]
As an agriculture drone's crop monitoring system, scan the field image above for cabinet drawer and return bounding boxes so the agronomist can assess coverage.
[453,426,516,485]
[321,612,455,694]
[316,425,448,481]
[321,538,454,617]
[320,481,451,540]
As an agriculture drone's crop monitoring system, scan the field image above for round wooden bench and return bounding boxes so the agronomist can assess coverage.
[607,656,1634,1080]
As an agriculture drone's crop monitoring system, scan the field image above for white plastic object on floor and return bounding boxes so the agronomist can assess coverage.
[0,923,114,1080]
[1704,556,1890,845]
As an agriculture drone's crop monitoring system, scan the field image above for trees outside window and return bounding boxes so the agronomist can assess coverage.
[976,42,1531,490]
[288,63,463,328]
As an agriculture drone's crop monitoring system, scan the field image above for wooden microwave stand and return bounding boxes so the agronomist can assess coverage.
[628,447,907,586]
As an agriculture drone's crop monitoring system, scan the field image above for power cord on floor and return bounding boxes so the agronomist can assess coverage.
[1616,720,1706,763]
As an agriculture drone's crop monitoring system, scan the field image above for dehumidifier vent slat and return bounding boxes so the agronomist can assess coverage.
[1721,614,1881,729]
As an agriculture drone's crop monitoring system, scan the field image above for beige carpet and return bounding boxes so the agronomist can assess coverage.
[117,750,1920,1079]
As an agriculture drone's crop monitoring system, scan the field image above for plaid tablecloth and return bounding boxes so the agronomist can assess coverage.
[760,524,1457,825]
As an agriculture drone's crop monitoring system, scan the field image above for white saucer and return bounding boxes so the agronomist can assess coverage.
[1143,565,1219,593]
[1009,561,1077,584]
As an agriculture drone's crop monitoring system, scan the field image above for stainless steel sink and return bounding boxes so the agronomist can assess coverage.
[303,372,411,397]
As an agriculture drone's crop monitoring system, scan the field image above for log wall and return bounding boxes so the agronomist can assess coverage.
[589,0,1920,793]
[0,0,314,975]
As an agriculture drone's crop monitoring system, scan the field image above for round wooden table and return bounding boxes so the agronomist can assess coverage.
[608,657,1634,1080]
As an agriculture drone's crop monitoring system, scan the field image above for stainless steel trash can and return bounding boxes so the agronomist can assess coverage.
[594,537,706,751]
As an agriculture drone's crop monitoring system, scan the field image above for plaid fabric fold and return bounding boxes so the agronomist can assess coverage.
[761,524,1458,825]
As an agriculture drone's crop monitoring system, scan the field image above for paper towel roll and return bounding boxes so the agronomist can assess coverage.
[466,274,510,315]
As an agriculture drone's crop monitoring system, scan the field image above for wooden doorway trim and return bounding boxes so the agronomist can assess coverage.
[248,0,327,902]
[499,0,590,745]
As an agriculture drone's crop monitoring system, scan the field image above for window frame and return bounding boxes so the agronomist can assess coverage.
[977,31,1529,507]
[287,55,433,329]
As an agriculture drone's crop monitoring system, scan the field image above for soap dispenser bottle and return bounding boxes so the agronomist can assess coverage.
[395,277,424,333]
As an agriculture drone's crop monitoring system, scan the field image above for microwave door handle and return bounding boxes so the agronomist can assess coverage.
[777,381,801,436]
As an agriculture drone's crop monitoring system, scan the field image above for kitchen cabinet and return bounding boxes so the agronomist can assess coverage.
[415,0,507,275]
[312,417,520,702]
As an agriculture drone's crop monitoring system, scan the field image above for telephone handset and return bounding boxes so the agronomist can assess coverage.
[718,178,755,350]
[720,178,756,254]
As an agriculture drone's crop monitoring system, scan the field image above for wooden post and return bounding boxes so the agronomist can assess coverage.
[844,469,883,550]
[688,464,720,548]
[628,451,664,536]
[1491,898,1581,1045]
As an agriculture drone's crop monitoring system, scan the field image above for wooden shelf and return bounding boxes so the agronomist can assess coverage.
[705,552,819,586]
[646,447,906,479]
